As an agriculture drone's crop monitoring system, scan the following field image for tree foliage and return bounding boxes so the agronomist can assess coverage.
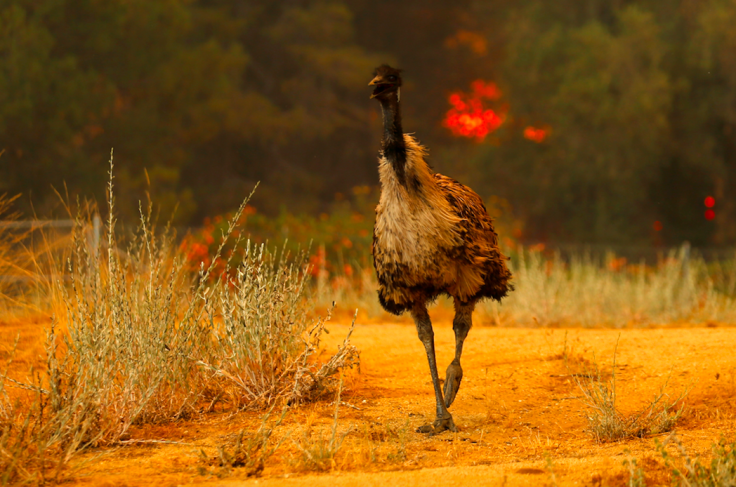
[0,0,380,221]
[1,0,734,246]
[465,0,736,245]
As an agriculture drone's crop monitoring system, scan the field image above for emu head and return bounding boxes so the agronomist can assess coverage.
[369,65,402,100]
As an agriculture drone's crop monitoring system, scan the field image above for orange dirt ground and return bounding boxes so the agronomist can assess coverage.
[3,316,735,486]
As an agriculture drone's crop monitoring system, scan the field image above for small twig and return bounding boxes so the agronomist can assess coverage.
[117,439,206,447]
[328,400,362,411]
[3,376,49,394]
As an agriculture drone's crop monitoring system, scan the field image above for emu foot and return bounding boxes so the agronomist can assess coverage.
[443,359,464,408]
[416,413,457,435]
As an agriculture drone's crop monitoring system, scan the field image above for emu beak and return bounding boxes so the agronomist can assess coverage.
[369,76,384,99]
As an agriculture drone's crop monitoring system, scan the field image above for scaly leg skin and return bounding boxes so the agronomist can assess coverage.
[444,300,475,409]
[411,303,457,435]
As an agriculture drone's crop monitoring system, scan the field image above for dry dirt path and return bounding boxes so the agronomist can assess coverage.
[66,321,736,486]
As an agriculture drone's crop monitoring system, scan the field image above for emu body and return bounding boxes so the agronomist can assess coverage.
[374,135,511,312]
[369,64,512,434]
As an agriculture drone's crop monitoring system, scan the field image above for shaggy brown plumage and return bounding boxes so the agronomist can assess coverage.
[373,135,512,314]
[369,64,512,435]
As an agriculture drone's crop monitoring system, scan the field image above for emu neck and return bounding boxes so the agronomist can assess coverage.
[379,94,407,184]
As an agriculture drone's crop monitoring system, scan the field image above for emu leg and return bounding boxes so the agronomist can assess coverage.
[411,303,457,435]
[444,300,475,408]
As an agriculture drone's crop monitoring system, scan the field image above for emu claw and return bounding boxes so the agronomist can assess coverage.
[443,359,463,408]
[416,414,457,435]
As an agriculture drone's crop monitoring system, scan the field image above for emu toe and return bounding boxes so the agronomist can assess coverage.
[443,359,464,408]
[416,413,457,435]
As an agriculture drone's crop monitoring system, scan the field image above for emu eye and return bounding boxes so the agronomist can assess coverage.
[388,75,397,82]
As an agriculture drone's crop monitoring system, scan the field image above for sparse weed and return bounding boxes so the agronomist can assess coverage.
[624,453,647,487]
[0,337,91,485]
[293,379,350,471]
[386,420,409,463]
[656,433,736,487]
[545,454,558,487]
[571,338,687,442]
[350,421,402,466]
[201,406,288,478]
[0,397,44,485]
[0,340,35,485]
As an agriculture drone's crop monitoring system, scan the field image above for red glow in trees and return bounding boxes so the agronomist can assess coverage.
[443,80,505,140]
[704,196,715,220]
[443,80,551,143]
[523,126,549,143]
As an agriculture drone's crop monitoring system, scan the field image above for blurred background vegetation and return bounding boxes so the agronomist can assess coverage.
[2,0,735,249]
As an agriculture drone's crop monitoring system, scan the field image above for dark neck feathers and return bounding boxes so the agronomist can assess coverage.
[379,93,407,183]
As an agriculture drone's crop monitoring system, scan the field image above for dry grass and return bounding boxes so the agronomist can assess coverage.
[292,379,350,472]
[313,245,736,327]
[0,193,88,318]
[485,247,736,327]
[625,434,736,487]
[623,454,647,487]
[312,255,386,320]
[0,338,86,485]
[0,194,46,315]
[199,406,288,478]
[0,152,359,482]
[655,434,736,487]
[198,260,359,409]
[569,337,687,442]
[0,341,35,485]
[0,194,24,300]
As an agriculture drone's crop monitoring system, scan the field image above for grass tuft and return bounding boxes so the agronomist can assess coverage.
[571,337,687,442]
[293,379,350,472]
[655,433,736,487]
[624,455,647,487]
[200,406,288,478]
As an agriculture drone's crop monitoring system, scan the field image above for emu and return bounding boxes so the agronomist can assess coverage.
[369,65,513,434]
